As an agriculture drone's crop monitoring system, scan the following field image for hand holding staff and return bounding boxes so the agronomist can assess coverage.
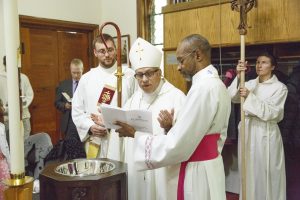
[231,1,257,199]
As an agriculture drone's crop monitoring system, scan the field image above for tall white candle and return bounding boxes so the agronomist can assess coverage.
[3,0,25,175]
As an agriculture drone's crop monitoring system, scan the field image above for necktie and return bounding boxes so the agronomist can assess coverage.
[74,81,78,94]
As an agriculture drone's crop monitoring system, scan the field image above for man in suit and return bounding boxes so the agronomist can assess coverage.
[55,58,83,140]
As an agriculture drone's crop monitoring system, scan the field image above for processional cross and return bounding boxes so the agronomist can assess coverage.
[231,0,257,35]
[231,1,257,200]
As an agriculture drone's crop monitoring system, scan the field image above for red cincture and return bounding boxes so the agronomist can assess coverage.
[177,133,220,200]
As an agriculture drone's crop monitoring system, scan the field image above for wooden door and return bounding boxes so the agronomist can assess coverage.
[57,31,90,81]
[21,27,60,143]
[56,31,90,141]
[20,16,97,144]
[21,28,91,143]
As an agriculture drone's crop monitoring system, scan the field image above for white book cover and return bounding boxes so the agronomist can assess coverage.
[100,104,153,133]
[62,92,72,103]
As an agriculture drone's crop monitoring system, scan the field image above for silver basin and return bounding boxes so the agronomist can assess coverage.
[55,159,115,177]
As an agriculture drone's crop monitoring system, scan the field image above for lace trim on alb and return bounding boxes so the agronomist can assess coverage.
[145,136,154,169]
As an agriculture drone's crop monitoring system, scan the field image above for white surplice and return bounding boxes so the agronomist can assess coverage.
[228,75,287,200]
[134,65,231,200]
[72,64,136,158]
[122,79,186,200]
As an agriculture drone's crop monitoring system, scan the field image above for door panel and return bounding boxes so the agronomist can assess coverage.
[57,31,89,81]
[21,28,59,143]
[21,27,92,144]
[56,31,90,139]
[20,17,96,144]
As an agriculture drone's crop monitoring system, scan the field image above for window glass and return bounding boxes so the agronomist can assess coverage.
[150,0,167,46]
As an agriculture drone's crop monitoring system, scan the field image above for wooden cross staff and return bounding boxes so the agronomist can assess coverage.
[99,22,124,107]
[231,0,257,199]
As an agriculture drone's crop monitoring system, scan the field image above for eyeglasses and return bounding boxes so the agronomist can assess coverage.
[177,49,197,65]
[134,69,159,80]
[95,48,115,55]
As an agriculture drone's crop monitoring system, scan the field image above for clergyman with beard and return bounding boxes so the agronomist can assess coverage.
[72,34,137,159]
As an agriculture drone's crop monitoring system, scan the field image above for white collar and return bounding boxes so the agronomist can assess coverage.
[192,64,219,83]
[96,62,117,74]
[255,74,278,84]
[141,79,164,104]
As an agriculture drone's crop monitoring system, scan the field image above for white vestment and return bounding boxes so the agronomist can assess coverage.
[134,65,231,200]
[72,64,136,158]
[228,75,287,200]
[123,79,185,200]
[0,72,34,139]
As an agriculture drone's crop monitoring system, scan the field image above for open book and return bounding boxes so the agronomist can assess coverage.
[62,92,72,103]
[100,104,153,133]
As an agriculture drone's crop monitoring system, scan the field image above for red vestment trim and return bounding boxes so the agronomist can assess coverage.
[97,84,116,106]
[177,133,220,200]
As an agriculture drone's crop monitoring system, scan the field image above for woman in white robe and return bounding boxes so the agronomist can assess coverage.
[228,52,287,200]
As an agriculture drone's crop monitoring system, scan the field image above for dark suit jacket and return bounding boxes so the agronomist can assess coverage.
[54,79,77,137]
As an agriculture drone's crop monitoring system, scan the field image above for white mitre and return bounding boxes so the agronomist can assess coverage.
[129,37,162,70]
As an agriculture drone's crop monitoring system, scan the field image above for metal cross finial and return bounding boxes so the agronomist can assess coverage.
[136,42,144,61]
[231,0,257,35]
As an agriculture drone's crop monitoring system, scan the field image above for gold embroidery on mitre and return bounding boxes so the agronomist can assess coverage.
[135,42,144,61]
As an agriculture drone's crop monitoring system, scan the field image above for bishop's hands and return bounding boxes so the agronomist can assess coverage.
[115,121,136,138]
[158,108,174,133]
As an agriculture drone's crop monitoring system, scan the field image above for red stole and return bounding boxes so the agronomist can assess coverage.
[177,133,220,200]
[97,84,116,106]
[87,84,116,159]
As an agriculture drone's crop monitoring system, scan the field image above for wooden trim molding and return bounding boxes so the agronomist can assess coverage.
[162,0,231,14]
[19,15,99,66]
[19,15,98,32]
[136,0,152,40]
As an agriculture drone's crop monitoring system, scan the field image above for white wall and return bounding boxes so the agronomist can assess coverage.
[18,0,102,24]
[100,0,137,44]
[0,0,137,71]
